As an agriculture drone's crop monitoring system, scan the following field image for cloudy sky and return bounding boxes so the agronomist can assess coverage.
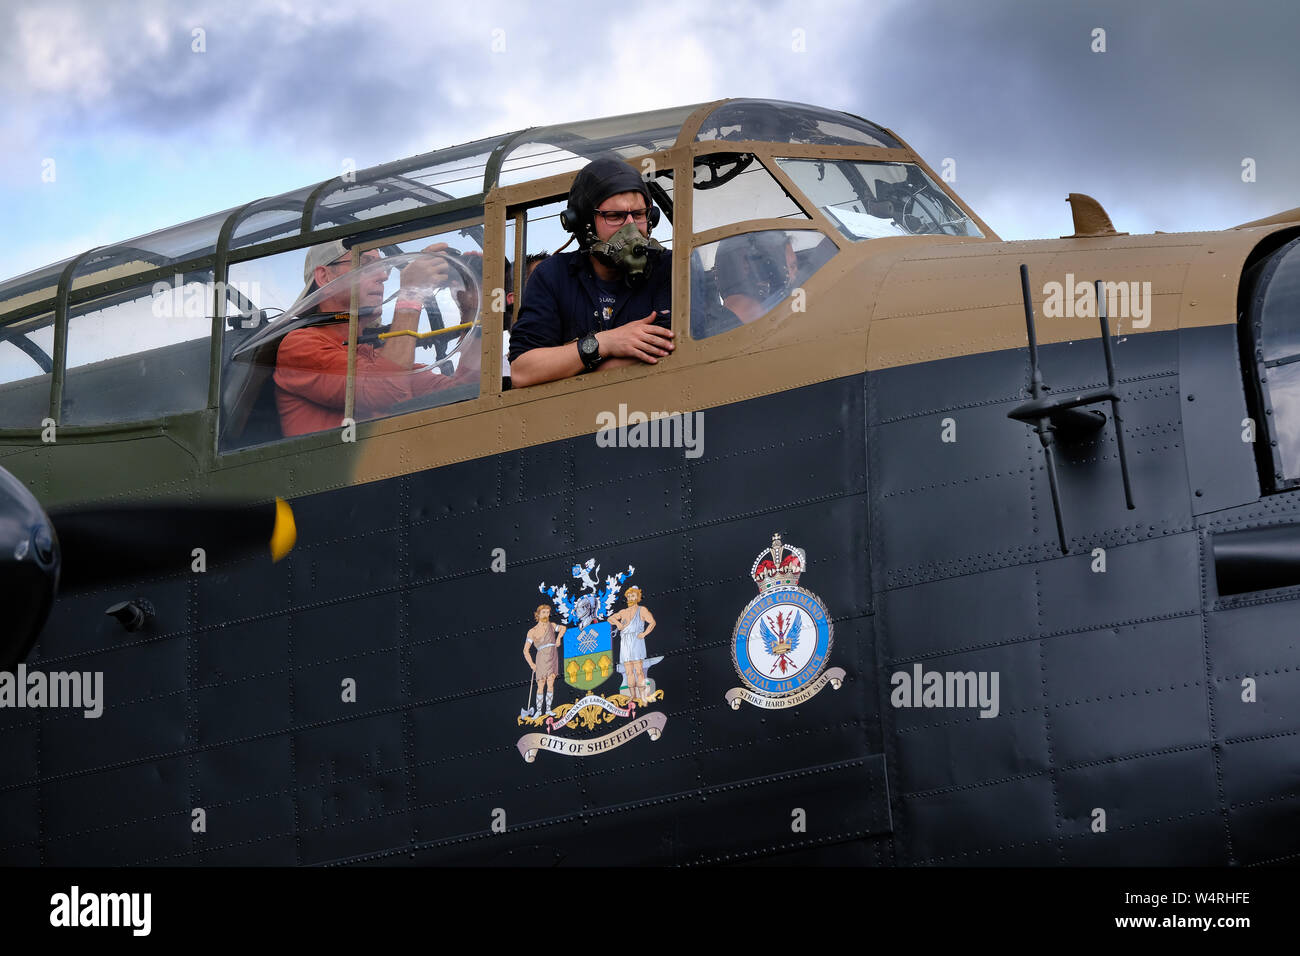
[1,0,1297,285]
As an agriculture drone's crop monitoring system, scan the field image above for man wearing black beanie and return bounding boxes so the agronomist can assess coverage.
[508,156,673,387]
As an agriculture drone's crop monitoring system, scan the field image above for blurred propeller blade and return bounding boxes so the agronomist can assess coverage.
[50,498,296,591]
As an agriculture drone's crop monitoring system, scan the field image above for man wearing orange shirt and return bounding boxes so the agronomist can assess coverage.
[274,240,480,437]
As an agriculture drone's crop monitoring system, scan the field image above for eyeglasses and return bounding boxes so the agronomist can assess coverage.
[594,208,650,225]
[326,253,390,278]
[327,252,384,268]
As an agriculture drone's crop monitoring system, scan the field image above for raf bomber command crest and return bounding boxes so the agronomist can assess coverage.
[726,534,845,710]
[515,559,668,762]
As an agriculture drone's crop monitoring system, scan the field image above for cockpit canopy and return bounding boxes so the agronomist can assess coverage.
[0,98,988,436]
[0,99,918,316]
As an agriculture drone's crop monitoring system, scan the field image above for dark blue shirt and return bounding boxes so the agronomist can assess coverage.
[508,249,672,365]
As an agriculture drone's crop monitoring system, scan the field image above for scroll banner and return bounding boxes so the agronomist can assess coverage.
[517,712,668,763]
[549,694,634,731]
[726,667,846,710]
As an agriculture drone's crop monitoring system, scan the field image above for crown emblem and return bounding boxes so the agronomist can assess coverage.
[750,532,805,591]
[728,532,842,709]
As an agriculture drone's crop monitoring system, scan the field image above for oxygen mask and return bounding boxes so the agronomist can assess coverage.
[589,222,663,281]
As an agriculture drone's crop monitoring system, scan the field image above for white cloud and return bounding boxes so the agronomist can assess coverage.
[142,16,170,54]
[15,6,111,104]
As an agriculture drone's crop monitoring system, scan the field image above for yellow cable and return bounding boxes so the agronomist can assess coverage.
[377,322,474,341]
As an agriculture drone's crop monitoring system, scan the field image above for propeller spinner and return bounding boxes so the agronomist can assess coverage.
[0,466,60,669]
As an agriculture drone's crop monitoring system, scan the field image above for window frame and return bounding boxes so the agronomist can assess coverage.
[56,269,215,428]
[1240,236,1300,493]
[487,148,686,403]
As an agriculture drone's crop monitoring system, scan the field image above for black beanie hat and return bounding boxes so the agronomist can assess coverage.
[568,157,651,225]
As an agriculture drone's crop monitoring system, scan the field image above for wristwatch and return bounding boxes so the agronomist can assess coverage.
[577,332,603,372]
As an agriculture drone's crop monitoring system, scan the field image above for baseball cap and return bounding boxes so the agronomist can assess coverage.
[289,239,351,311]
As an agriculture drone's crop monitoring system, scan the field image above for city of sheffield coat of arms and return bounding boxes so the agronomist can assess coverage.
[515,559,667,762]
[726,534,845,710]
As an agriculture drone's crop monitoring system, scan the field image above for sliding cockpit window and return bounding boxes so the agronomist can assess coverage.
[691,229,837,340]
[221,229,486,450]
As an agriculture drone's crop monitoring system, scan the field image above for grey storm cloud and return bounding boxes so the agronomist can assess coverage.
[2,1,481,166]
[2,0,1296,243]
[849,0,1300,236]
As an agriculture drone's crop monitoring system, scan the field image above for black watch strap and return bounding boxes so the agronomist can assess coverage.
[578,332,602,372]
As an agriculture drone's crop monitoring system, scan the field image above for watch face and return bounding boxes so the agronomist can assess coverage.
[580,335,598,357]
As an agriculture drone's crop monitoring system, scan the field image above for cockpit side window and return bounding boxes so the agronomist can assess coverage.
[61,274,212,426]
[219,226,488,451]
[688,152,832,341]
[690,229,837,340]
[0,313,54,429]
[692,152,810,234]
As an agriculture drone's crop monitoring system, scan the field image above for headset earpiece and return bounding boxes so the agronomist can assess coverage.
[560,206,583,233]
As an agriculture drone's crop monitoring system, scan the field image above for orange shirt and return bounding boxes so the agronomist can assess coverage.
[273,324,472,437]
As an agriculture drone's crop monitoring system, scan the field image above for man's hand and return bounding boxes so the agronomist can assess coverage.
[398,242,455,292]
[598,311,674,364]
[455,326,483,377]
[510,312,673,387]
